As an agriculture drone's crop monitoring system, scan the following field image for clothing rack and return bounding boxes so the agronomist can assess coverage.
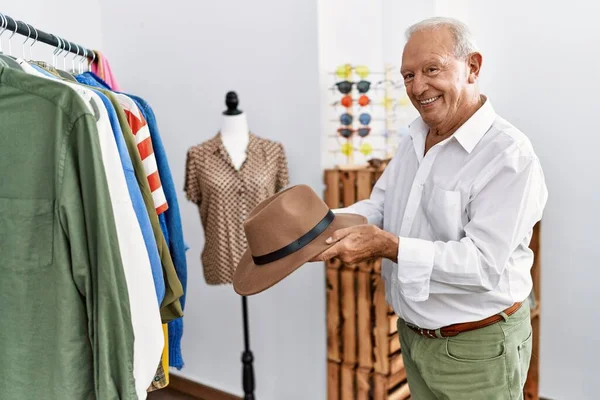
[0,13,94,59]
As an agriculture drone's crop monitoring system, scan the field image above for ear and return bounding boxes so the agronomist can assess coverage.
[467,52,483,83]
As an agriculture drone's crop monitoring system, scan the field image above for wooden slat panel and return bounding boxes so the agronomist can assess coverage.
[530,305,540,320]
[529,222,541,304]
[341,269,357,365]
[357,260,373,273]
[524,313,540,400]
[327,268,341,362]
[390,352,404,375]
[357,271,373,369]
[341,171,357,207]
[389,333,401,354]
[525,221,541,400]
[343,261,359,271]
[341,363,355,400]
[389,314,398,335]
[356,368,371,400]
[373,275,390,374]
[327,257,343,270]
[327,361,340,400]
[387,367,408,391]
[389,383,411,400]
[373,258,382,274]
[325,170,341,209]
[373,373,386,400]
[356,170,372,201]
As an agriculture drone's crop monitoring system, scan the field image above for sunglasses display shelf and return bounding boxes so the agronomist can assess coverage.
[322,166,543,400]
[326,63,417,170]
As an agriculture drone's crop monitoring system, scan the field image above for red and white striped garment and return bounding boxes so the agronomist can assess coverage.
[116,94,169,215]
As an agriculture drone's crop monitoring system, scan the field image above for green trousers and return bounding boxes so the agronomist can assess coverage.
[397,304,532,400]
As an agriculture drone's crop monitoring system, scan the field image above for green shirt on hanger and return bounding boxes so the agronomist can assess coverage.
[0,66,137,399]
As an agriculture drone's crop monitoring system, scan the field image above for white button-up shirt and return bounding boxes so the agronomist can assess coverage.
[338,98,548,329]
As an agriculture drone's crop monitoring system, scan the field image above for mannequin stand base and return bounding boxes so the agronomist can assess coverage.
[241,296,255,399]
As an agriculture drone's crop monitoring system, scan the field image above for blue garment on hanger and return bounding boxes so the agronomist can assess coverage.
[130,95,188,369]
[78,72,189,369]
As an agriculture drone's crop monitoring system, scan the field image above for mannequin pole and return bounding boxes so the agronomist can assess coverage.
[241,296,255,399]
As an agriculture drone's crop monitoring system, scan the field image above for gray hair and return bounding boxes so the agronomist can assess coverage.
[405,17,478,59]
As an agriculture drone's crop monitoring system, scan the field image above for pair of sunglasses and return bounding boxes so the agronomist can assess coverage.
[336,95,370,108]
[339,113,372,126]
[382,96,411,110]
[335,80,371,94]
[359,142,373,156]
[338,142,373,157]
[335,64,369,79]
[336,64,370,79]
[337,127,371,139]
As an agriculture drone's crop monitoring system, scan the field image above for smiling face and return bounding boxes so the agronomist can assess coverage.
[401,27,482,132]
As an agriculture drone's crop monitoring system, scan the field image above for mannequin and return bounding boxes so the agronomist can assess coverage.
[184,91,290,400]
[220,92,249,170]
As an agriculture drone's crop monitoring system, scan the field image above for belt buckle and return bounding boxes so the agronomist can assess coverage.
[407,323,428,337]
[412,325,437,338]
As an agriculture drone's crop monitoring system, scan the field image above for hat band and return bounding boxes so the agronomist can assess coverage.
[252,210,335,266]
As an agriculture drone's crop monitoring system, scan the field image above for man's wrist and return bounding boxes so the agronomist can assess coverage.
[379,229,399,262]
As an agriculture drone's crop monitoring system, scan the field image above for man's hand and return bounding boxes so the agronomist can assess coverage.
[310,225,399,264]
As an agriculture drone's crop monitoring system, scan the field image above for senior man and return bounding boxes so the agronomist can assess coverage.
[315,17,548,399]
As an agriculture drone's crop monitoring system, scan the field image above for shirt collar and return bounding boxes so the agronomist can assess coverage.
[408,95,496,154]
[210,132,261,161]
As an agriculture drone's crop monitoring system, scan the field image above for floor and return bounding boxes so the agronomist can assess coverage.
[147,388,201,400]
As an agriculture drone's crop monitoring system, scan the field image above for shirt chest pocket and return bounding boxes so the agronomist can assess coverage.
[0,198,54,272]
[425,185,464,242]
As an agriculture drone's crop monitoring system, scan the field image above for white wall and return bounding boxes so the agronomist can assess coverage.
[466,2,600,398]
[381,0,435,66]
[99,1,324,399]
[1,1,103,65]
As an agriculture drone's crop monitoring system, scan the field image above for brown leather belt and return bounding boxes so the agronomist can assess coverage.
[407,302,523,339]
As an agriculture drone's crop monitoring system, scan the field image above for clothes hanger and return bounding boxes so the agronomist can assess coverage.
[20,22,31,60]
[53,36,64,69]
[88,49,95,73]
[54,37,77,82]
[7,16,17,55]
[78,48,87,75]
[28,24,38,61]
[0,15,25,70]
[0,13,5,53]
[28,30,62,76]
[56,41,79,82]
[70,44,78,73]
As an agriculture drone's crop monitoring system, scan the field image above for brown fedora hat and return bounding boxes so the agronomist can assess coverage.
[233,184,366,296]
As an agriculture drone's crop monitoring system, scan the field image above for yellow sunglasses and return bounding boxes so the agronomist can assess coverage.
[335,64,370,80]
